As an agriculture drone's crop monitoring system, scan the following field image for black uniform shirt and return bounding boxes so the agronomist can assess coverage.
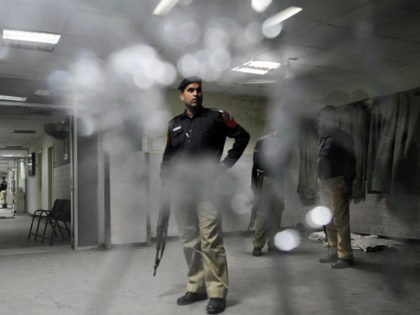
[251,132,292,191]
[161,106,249,174]
[317,127,356,181]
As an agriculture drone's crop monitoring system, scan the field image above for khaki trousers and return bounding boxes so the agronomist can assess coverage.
[318,176,353,260]
[174,201,228,298]
[0,190,6,205]
[252,177,284,249]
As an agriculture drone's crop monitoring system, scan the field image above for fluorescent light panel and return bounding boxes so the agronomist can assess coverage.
[3,29,60,44]
[153,0,179,15]
[0,94,27,102]
[232,60,281,75]
[263,6,303,28]
[35,89,52,96]
[2,29,60,51]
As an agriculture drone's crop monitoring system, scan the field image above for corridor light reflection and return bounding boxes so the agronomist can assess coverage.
[274,228,301,251]
[251,0,272,13]
[305,206,332,228]
[230,194,252,215]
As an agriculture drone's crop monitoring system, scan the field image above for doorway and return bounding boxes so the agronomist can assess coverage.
[0,105,72,250]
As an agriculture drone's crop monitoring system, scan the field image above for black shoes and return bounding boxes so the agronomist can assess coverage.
[319,253,338,263]
[252,247,263,256]
[331,258,354,269]
[176,291,208,305]
[177,292,226,314]
[206,298,226,314]
[320,252,353,268]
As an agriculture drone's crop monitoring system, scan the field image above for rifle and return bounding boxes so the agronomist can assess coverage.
[247,169,264,232]
[153,200,170,276]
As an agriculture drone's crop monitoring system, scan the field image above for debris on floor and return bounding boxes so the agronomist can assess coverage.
[308,230,403,252]
[0,209,14,219]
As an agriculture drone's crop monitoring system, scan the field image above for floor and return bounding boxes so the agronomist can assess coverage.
[0,216,419,315]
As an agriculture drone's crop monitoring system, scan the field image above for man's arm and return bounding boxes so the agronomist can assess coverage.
[161,125,175,178]
[222,114,250,167]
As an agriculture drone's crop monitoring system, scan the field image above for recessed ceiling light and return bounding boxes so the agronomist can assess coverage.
[153,0,180,15]
[35,89,52,97]
[2,29,61,51]
[263,6,303,28]
[232,60,281,75]
[0,94,27,102]
[245,79,277,84]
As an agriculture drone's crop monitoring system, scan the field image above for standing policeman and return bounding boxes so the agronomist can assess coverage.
[250,131,291,256]
[161,76,250,314]
[317,105,356,268]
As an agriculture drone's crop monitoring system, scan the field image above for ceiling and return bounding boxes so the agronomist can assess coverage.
[0,0,420,152]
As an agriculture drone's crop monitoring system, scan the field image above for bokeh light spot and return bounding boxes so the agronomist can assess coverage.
[274,229,301,251]
[231,194,252,215]
[262,22,283,38]
[305,206,332,228]
[252,0,272,13]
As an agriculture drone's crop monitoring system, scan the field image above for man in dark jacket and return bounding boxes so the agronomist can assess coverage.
[0,176,7,208]
[250,131,291,256]
[317,105,356,269]
[161,76,249,314]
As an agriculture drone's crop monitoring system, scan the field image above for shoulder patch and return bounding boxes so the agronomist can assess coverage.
[210,108,237,128]
[222,110,237,128]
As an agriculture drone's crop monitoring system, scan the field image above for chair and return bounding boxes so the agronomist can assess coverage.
[28,199,71,245]
[47,199,71,245]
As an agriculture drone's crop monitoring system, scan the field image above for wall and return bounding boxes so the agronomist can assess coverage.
[266,146,420,240]
[27,135,71,214]
[107,90,267,245]
[54,164,70,200]
[107,86,420,245]
[351,194,420,239]
[76,131,99,247]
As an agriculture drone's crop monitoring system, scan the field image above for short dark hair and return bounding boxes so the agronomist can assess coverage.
[177,76,202,92]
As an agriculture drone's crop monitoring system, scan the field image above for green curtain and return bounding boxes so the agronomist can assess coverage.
[366,95,397,193]
[337,102,370,202]
[297,118,319,204]
[367,90,420,194]
[390,91,420,193]
[298,88,420,203]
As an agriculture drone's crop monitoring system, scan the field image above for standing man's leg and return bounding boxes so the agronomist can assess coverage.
[318,178,338,262]
[0,190,5,207]
[329,177,353,266]
[198,200,228,314]
[252,187,269,256]
[174,203,208,304]
[319,177,353,268]
[267,180,284,252]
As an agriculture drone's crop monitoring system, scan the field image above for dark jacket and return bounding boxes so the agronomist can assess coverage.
[0,180,6,191]
[161,106,249,174]
[251,132,291,191]
[317,127,356,182]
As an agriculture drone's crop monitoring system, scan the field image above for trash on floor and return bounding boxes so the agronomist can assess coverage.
[308,230,403,252]
[0,209,14,219]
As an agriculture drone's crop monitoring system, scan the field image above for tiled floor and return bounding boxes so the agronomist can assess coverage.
[0,213,70,249]
[0,220,419,315]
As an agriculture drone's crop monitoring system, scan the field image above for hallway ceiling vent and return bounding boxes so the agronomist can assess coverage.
[13,130,36,134]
